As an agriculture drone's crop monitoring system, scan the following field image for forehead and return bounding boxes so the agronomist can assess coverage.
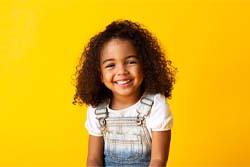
[100,38,137,60]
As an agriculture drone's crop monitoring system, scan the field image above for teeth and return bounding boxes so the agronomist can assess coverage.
[116,80,130,85]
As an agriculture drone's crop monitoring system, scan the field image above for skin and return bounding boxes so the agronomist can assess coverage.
[150,130,171,166]
[87,135,104,166]
[87,38,171,167]
[100,38,144,109]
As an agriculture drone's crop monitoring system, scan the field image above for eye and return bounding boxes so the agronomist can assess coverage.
[105,64,115,68]
[127,60,137,64]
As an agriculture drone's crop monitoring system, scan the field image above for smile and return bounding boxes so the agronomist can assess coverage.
[115,80,132,86]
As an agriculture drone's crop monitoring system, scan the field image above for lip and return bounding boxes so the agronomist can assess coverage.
[114,79,133,87]
[115,78,131,82]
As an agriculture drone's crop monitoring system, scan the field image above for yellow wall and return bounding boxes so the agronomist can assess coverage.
[1,0,250,166]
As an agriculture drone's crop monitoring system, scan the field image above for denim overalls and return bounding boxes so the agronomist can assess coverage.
[95,94,155,167]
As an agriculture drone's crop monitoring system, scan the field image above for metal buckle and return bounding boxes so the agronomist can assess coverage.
[136,119,143,126]
[140,97,153,106]
[136,114,144,126]
[99,118,106,127]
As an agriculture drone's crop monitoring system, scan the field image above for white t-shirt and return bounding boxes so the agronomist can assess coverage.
[85,93,173,138]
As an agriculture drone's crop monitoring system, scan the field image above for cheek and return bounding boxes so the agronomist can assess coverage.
[101,70,112,81]
[138,69,144,82]
[100,66,110,80]
[136,66,143,76]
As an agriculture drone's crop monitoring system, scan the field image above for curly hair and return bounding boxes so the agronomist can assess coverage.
[72,19,177,107]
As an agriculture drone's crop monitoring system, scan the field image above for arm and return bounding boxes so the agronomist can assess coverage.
[149,130,171,167]
[86,135,104,167]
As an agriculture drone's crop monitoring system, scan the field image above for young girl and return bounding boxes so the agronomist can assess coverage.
[73,20,177,167]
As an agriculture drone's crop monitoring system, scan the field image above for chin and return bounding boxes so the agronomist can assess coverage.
[115,89,139,97]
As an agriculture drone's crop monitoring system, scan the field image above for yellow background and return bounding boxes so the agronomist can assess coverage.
[1,0,250,167]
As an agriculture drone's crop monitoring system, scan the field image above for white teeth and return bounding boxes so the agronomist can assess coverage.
[116,80,130,85]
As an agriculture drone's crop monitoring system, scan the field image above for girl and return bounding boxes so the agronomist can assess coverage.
[73,20,177,167]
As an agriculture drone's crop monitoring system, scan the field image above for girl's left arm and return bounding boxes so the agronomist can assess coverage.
[149,130,171,167]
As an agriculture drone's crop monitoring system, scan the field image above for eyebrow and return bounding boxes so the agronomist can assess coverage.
[102,55,138,65]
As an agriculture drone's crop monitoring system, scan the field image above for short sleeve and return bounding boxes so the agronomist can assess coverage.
[146,94,173,131]
[85,105,103,136]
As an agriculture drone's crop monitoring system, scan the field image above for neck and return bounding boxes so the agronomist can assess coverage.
[110,90,143,110]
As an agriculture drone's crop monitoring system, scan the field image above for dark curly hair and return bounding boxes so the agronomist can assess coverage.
[72,19,177,107]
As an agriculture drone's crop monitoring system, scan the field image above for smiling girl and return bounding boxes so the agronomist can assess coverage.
[73,20,177,167]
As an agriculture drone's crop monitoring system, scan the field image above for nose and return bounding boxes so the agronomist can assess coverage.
[116,64,128,75]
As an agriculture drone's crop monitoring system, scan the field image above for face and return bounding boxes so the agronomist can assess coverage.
[100,38,144,100]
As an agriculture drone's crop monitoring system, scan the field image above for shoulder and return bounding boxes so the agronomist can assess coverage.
[86,105,97,116]
[153,93,166,104]
[86,105,98,121]
[142,92,171,118]
[85,105,103,137]
[151,93,169,112]
[143,93,167,108]
[87,105,96,111]
[146,93,173,131]
[87,101,108,113]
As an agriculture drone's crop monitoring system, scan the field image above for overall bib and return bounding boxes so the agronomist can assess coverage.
[95,94,155,167]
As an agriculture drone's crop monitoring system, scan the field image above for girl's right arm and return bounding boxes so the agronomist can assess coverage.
[87,135,104,167]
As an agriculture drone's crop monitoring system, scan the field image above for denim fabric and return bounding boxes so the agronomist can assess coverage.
[103,117,151,167]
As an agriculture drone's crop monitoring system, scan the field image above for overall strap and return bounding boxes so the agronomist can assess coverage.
[95,100,109,128]
[136,93,155,118]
